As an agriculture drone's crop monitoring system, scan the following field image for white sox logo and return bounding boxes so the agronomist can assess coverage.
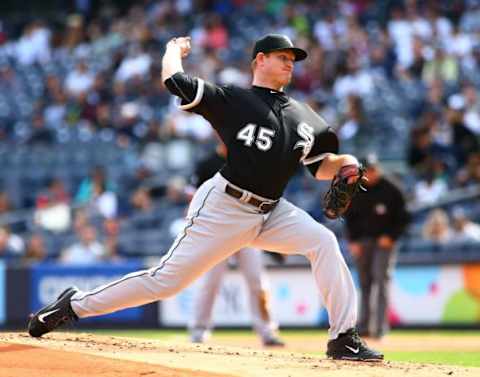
[294,122,314,162]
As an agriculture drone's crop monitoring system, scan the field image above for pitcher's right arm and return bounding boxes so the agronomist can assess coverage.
[161,37,191,82]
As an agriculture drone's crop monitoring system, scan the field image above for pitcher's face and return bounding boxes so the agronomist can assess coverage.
[261,50,296,87]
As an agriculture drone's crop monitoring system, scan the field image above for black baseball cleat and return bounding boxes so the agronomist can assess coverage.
[326,328,384,361]
[28,287,79,338]
[263,336,285,347]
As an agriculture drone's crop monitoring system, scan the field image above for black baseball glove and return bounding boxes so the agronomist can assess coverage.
[323,164,367,220]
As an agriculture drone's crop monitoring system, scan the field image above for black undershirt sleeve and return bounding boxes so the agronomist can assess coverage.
[305,128,339,177]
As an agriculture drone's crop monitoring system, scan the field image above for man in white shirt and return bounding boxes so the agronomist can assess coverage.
[451,208,480,242]
[65,61,95,97]
[60,225,106,264]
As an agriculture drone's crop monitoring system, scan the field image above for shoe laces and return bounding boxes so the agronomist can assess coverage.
[348,329,367,348]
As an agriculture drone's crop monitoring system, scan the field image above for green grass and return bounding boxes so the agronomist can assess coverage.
[383,351,480,367]
[94,328,480,338]
[91,329,480,368]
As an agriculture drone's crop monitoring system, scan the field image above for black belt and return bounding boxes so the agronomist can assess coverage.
[225,184,278,214]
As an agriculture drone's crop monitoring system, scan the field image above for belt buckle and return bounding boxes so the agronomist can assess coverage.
[259,202,272,214]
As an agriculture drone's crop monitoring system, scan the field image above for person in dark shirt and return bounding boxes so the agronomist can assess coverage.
[345,154,410,339]
[27,113,55,145]
[191,142,227,188]
[446,95,480,167]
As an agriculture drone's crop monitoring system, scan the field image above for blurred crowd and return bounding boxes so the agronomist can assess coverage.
[0,0,480,264]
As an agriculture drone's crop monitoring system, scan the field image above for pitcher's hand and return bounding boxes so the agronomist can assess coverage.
[167,36,191,58]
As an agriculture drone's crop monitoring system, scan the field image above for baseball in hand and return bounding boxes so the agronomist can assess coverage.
[172,36,191,58]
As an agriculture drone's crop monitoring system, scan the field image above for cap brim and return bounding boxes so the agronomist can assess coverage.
[262,47,308,61]
[289,47,308,61]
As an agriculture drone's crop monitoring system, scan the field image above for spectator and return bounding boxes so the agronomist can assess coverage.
[102,218,124,260]
[62,14,85,50]
[15,20,51,65]
[27,113,55,145]
[456,152,480,188]
[60,224,106,264]
[86,180,118,219]
[404,36,426,80]
[413,160,449,206]
[200,15,229,50]
[336,95,371,147]
[422,208,452,244]
[34,178,71,233]
[65,61,95,97]
[0,226,25,261]
[407,125,449,174]
[333,49,374,99]
[75,166,115,205]
[446,94,480,166]
[444,24,474,60]
[44,90,68,128]
[463,44,480,84]
[460,1,480,33]
[128,187,163,229]
[422,46,459,84]
[164,107,214,142]
[0,21,6,45]
[388,6,414,69]
[124,163,155,193]
[0,191,13,216]
[344,154,410,339]
[36,177,70,207]
[72,209,90,234]
[421,79,446,115]
[424,5,452,40]
[0,191,25,233]
[115,45,152,83]
[406,3,431,41]
[450,207,480,242]
[313,11,347,51]
[369,28,396,79]
[23,234,48,263]
[462,83,480,135]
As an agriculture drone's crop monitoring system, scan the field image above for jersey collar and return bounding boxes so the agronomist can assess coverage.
[252,86,289,103]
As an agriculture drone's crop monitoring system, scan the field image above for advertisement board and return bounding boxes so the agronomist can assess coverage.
[30,262,145,323]
[160,263,480,327]
[0,261,5,324]
[161,269,323,326]
[389,263,480,325]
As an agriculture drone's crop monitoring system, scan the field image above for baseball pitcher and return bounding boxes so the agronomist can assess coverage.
[28,34,383,361]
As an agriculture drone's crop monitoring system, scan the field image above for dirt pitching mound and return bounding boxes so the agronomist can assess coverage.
[0,332,477,377]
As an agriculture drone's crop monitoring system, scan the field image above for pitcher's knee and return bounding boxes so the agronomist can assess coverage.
[318,228,340,252]
[307,229,341,259]
[326,228,339,246]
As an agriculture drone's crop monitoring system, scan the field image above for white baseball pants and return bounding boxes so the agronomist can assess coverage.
[71,173,357,339]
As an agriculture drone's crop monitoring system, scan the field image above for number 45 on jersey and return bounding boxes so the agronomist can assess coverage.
[236,122,314,159]
[237,123,275,151]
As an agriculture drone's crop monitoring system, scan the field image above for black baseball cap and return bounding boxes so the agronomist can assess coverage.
[252,34,308,62]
